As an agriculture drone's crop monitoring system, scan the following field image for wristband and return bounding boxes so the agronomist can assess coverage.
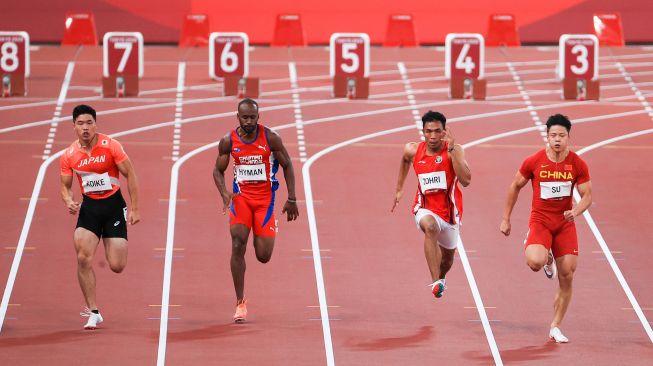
[287,198,297,203]
[447,145,455,153]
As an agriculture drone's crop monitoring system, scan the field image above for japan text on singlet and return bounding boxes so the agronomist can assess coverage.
[412,142,463,224]
[60,133,128,199]
[230,125,279,198]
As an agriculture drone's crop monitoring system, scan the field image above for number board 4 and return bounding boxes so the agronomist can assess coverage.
[210,32,249,79]
[445,33,484,80]
[103,32,144,78]
[329,33,370,78]
[0,32,30,77]
[559,34,599,81]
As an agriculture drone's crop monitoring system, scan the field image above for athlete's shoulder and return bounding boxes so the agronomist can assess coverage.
[524,148,546,162]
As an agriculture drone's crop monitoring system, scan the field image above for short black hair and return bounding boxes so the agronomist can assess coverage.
[546,114,571,132]
[421,110,446,129]
[72,104,96,121]
[238,98,259,112]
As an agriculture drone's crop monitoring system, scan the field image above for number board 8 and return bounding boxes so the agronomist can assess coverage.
[0,32,30,76]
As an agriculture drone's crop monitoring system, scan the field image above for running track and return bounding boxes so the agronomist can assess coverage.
[0,45,652,365]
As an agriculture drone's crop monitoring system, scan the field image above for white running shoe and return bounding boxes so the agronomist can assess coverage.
[429,279,446,299]
[81,307,104,330]
[543,251,557,279]
[549,327,569,343]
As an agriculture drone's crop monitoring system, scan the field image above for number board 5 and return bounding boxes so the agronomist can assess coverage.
[330,33,370,78]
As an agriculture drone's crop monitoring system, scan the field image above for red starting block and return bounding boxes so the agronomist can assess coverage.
[62,12,98,46]
[593,12,624,47]
[0,31,29,97]
[330,33,370,99]
[486,14,520,47]
[210,32,259,97]
[445,33,486,100]
[102,32,143,97]
[559,34,600,100]
[383,14,418,47]
[224,76,260,98]
[179,14,210,47]
[272,14,306,46]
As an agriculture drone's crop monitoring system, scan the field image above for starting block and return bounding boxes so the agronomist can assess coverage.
[333,76,369,99]
[179,14,210,47]
[330,33,371,99]
[383,14,418,47]
[445,34,486,100]
[102,32,143,97]
[486,14,520,47]
[223,76,259,98]
[559,34,600,100]
[62,12,98,46]
[593,12,624,46]
[272,14,306,46]
[102,75,139,97]
[0,31,30,97]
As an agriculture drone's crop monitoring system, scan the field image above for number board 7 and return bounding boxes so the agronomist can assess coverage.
[103,32,144,78]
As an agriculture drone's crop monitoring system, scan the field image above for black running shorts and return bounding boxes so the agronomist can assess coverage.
[76,190,128,240]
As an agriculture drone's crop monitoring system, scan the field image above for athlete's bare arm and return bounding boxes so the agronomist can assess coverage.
[391,142,418,212]
[442,128,471,187]
[564,181,592,222]
[500,171,529,236]
[213,134,233,214]
[267,128,299,221]
[117,158,141,225]
[60,175,80,215]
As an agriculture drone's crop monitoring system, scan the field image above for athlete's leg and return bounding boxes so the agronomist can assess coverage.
[525,244,549,271]
[253,236,275,263]
[419,215,442,281]
[439,247,456,280]
[103,238,128,273]
[551,254,577,328]
[74,227,101,309]
[230,224,250,302]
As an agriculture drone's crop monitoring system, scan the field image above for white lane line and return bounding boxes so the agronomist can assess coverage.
[171,62,186,161]
[615,62,653,120]
[289,62,307,162]
[397,62,425,139]
[41,62,75,159]
[506,62,548,143]
[574,130,653,344]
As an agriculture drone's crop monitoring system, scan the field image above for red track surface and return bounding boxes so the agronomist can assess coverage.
[1,45,652,365]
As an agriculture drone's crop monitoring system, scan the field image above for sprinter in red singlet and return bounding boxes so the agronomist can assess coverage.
[500,114,592,343]
[213,98,299,323]
[60,104,140,330]
[392,111,471,300]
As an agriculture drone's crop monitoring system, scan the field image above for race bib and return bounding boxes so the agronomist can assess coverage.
[418,171,447,192]
[82,172,113,193]
[540,181,572,199]
[235,164,266,182]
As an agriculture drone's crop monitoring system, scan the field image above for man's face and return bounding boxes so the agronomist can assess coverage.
[423,121,445,150]
[73,114,96,143]
[237,103,259,134]
[547,125,569,153]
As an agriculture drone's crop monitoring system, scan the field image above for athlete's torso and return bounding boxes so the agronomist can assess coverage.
[230,125,279,198]
[520,149,590,224]
[412,142,463,224]
[60,133,127,200]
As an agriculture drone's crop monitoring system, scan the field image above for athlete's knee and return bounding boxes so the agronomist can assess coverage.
[77,251,93,268]
[109,261,126,273]
[423,222,440,237]
[526,258,545,271]
[231,238,247,255]
[256,252,272,263]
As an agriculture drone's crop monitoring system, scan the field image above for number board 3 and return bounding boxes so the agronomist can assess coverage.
[210,32,249,79]
[0,32,30,77]
[559,34,599,81]
[329,33,370,78]
[102,32,144,78]
[445,33,484,80]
